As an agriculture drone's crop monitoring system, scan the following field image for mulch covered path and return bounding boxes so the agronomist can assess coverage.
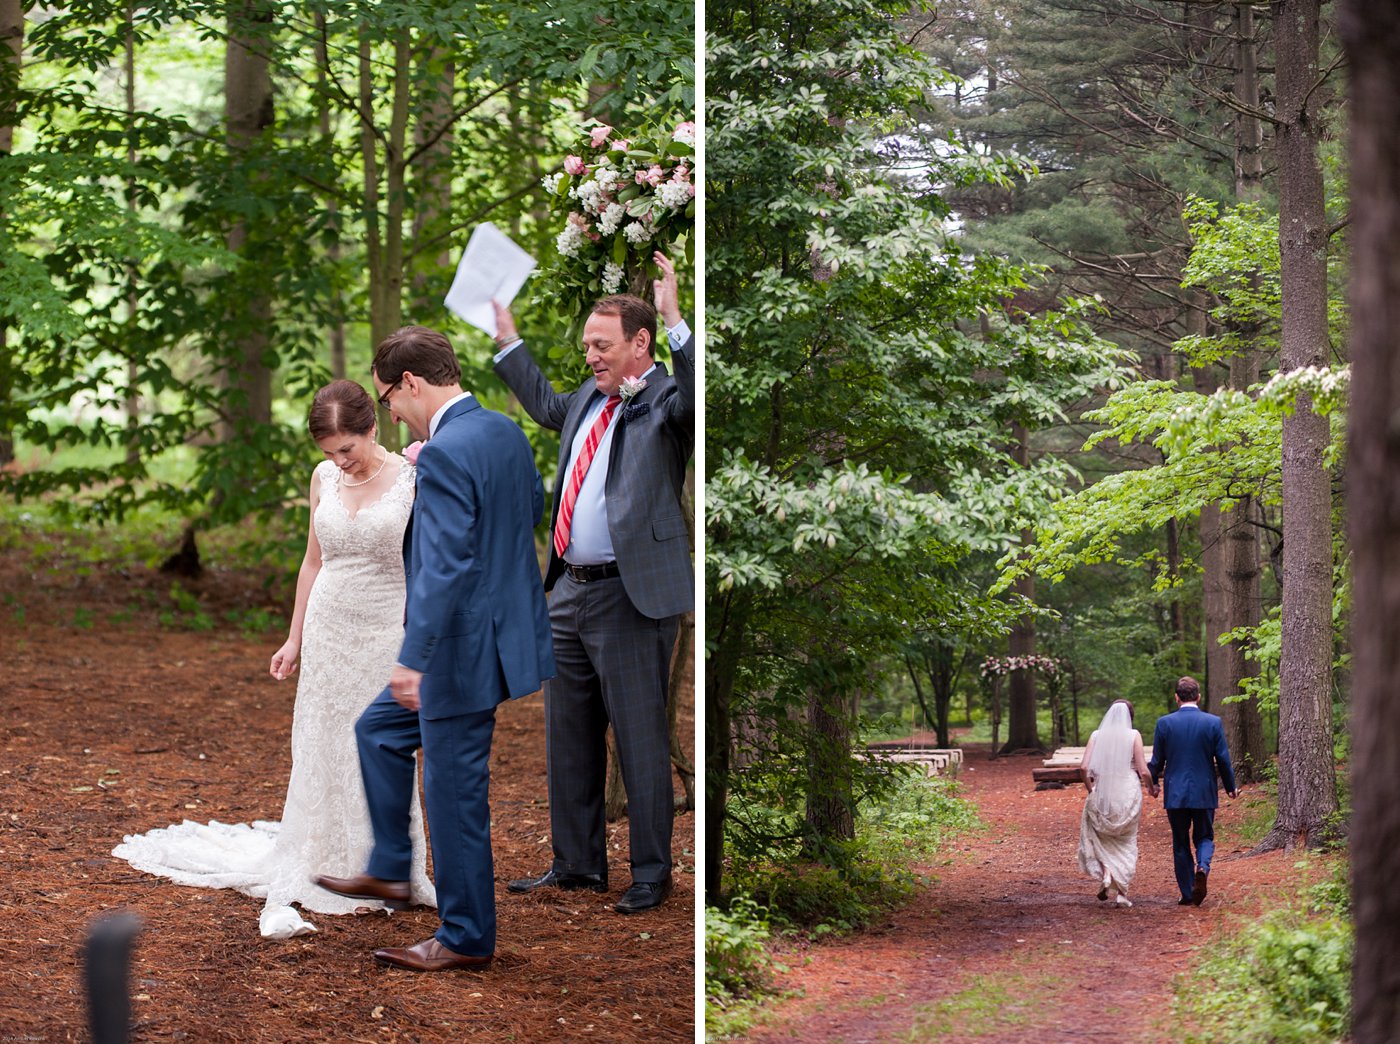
[743,738,1336,1043]
[0,540,695,1041]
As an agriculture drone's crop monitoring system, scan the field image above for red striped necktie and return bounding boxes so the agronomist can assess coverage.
[553,394,622,558]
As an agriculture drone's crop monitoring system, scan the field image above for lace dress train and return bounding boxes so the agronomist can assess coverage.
[113,460,435,937]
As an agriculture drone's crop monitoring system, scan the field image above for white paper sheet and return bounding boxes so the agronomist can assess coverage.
[443,223,537,335]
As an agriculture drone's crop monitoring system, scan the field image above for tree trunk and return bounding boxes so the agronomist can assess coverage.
[408,43,454,319]
[314,13,346,380]
[1259,0,1338,852]
[222,0,274,437]
[802,680,855,854]
[360,26,409,445]
[124,7,141,468]
[705,591,747,903]
[1340,2,1400,1036]
[1217,0,1268,782]
[0,0,23,468]
[667,612,696,810]
[1004,422,1041,752]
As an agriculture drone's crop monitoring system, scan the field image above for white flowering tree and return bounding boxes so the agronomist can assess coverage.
[538,118,695,341]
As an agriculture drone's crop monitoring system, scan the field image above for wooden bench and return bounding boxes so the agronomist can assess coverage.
[1032,746,1153,788]
[860,747,964,778]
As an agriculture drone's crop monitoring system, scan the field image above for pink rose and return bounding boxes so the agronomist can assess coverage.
[563,155,588,176]
[611,138,631,152]
[589,125,613,148]
[403,441,423,464]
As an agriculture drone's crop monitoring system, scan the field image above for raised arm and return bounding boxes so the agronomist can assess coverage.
[492,300,574,432]
[653,250,695,433]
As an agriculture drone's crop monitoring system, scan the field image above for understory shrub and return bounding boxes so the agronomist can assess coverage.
[1177,861,1351,1043]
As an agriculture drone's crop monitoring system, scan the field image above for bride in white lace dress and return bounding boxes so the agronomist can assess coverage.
[113,380,435,938]
[1076,700,1152,908]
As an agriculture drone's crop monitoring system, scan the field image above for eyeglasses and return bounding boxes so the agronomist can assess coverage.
[377,379,402,411]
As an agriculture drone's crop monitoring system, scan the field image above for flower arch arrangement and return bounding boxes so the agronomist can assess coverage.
[979,655,1063,679]
[538,118,695,337]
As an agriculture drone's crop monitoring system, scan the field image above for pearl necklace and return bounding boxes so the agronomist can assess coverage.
[341,447,388,487]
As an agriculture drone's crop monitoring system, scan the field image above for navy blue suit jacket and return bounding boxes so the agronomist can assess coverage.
[1148,705,1236,810]
[398,396,554,719]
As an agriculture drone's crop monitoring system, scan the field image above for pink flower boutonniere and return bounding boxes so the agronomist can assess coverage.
[403,441,424,464]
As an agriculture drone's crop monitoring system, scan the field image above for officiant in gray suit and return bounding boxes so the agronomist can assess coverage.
[491,251,694,913]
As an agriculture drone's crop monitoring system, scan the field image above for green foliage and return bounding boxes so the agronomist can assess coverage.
[2,0,693,559]
[706,0,1133,894]
[1000,365,1350,592]
[158,581,215,631]
[726,771,980,930]
[1177,879,1352,1043]
[706,896,779,997]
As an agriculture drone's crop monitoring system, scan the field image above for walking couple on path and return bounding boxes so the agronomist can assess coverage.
[1077,676,1239,908]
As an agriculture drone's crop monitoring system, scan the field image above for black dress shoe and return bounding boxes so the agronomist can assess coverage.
[615,876,673,914]
[1178,898,1193,906]
[507,869,608,894]
[1191,870,1208,906]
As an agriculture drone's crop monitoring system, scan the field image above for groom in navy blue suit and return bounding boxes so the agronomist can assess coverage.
[1148,676,1238,907]
[316,326,554,971]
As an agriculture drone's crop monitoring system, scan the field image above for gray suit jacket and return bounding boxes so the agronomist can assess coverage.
[495,335,695,620]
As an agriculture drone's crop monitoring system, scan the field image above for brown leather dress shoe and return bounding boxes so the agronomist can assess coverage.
[373,937,492,972]
[313,873,411,910]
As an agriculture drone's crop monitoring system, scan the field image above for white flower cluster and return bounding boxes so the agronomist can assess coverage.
[598,202,626,236]
[556,222,586,259]
[658,180,692,209]
[602,261,625,294]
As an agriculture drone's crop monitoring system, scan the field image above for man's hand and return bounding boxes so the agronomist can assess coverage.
[1149,783,1161,798]
[652,250,683,329]
[388,664,423,711]
[492,301,520,348]
[1228,789,1240,799]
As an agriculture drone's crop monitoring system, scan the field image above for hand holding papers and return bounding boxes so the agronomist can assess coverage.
[444,223,536,336]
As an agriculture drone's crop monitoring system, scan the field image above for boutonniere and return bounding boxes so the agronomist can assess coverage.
[403,441,424,464]
[619,376,649,422]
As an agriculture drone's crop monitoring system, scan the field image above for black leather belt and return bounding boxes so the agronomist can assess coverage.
[565,561,621,583]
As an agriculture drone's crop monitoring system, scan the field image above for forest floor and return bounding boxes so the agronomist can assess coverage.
[740,736,1338,1043]
[0,526,695,1041]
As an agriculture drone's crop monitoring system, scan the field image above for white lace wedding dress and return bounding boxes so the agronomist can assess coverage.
[1076,706,1145,903]
[113,459,435,938]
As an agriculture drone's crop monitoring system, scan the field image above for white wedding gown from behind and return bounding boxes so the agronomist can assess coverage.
[1076,706,1143,900]
[113,459,435,938]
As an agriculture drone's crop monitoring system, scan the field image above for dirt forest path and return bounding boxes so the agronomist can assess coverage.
[0,542,694,1041]
[745,741,1329,1043]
